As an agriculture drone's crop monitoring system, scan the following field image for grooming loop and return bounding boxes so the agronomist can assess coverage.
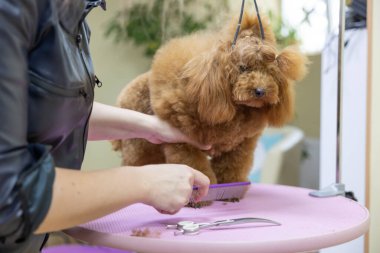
[166,217,281,235]
[232,0,265,48]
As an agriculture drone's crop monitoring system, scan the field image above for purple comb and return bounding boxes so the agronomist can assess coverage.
[190,182,251,203]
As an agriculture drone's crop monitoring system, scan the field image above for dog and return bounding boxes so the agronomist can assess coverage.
[112,13,307,184]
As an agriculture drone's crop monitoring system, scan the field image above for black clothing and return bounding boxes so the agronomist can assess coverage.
[0,0,104,252]
[346,0,367,30]
[351,0,366,19]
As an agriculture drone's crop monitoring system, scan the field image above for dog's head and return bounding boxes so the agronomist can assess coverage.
[182,13,307,127]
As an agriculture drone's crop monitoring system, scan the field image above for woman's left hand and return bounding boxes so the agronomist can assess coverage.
[144,115,211,150]
[88,102,211,150]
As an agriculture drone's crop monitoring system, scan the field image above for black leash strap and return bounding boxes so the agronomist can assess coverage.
[253,0,265,40]
[232,0,246,48]
[232,0,265,49]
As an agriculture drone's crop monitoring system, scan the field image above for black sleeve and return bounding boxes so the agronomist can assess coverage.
[0,0,55,243]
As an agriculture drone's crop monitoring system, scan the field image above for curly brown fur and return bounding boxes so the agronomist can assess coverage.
[113,13,308,184]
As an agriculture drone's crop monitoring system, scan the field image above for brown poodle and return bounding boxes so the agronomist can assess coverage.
[113,13,308,184]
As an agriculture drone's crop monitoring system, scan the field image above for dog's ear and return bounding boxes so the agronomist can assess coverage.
[266,81,295,127]
[266,47,307,127]
[181,49,236,125]
[276,46,308,81]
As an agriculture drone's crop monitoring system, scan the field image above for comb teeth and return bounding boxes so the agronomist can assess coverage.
[190,182,251,203]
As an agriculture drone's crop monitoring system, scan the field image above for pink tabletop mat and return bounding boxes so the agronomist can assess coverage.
[42,245,132,253]
[67,184,369,253]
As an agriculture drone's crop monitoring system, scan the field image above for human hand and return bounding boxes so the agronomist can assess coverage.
[88,103,210,150]
[136,164,210,214]
[144,115,211,150]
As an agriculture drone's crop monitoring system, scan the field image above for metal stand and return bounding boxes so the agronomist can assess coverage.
[309,183,345,197]
[310,0,346,198]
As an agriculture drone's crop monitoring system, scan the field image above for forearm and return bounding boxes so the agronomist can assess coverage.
[88,102,155,141]
[89,102,210,150]
[35,166,144,234]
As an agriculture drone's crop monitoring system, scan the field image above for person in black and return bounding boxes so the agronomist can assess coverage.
[0,1,210,252]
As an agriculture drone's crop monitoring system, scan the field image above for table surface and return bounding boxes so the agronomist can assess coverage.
[66,184,370,253]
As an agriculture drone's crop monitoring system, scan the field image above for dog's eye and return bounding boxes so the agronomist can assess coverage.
[239,65,249,73]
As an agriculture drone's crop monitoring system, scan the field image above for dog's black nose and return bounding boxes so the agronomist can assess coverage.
[253,88,266,98]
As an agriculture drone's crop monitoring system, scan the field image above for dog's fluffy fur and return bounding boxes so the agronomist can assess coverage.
[113,13,308,184]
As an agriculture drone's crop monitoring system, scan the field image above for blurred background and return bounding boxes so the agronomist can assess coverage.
[72,0,378,252]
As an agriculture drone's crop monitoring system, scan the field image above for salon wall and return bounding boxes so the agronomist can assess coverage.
[82,1,151,170]
[367,0,380,251]
[291,54,321,138]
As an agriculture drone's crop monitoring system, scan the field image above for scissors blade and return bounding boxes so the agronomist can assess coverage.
[167,217,281,236]
[211,217,281,226]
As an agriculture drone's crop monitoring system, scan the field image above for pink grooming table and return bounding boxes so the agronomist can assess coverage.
[42,245,132,253]
[66,184,369,253]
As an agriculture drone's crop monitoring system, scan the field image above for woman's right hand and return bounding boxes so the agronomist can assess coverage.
[133,164,210,214]
[34,164,209,234]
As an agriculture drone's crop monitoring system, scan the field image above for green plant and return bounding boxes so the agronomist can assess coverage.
[105,0,301,56]
[105,0,229,56]
[267,10,299,48]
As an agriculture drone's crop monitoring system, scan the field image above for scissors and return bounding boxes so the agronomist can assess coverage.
[166,217,281,235]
